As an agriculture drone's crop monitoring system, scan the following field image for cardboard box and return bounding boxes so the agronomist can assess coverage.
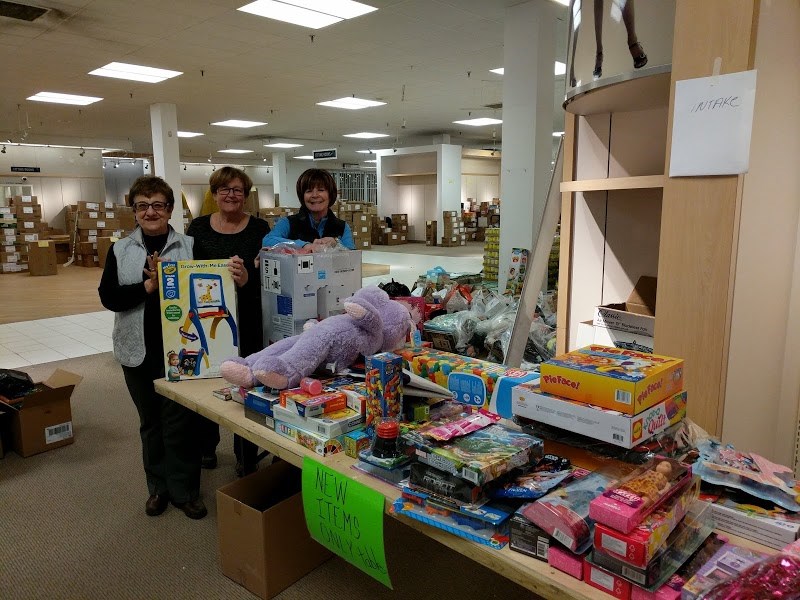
[539,345,684,415]
[513,384,687,448]
[577,320,655,354]
[594,276,657,338]
[28,241,58,276]
[10,369,82,457]
[216,461,332,599]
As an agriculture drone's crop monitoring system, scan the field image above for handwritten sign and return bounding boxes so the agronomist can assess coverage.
[302,457,392,588]
[669,69,757,177]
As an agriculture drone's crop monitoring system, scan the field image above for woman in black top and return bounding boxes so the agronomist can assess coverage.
[186,166,269,476]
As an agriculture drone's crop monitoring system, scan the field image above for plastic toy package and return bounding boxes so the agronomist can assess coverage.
[488,463,577,501]
[697,552,800,600]
[420,409,500,442]
[693,439,800,513]
[520,469,611,553]
[589,457,693,534]
[680,542,770,600]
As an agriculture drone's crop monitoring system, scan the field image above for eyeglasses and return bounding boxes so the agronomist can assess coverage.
[217,186,245,197]
[133,201,168,213]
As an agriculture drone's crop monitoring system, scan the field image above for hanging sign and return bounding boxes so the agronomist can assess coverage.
[11,166,41,173]
[313,149,337,160]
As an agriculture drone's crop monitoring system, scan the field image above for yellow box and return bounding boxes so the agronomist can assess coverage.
[158,260,239,380]
[539,345,684,415]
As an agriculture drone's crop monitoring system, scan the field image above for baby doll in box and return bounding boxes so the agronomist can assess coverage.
[220,286,412,390]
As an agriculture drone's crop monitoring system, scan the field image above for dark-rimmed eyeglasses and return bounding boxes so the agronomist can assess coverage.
[133,201,168,213]
[217,186,245,197]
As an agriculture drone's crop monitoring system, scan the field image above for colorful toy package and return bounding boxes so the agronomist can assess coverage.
[521,469,611,553]
[680,542,769,600]
[589,457,693,534]
[158,260,239,380]
[273,419,359,457]
[583,561,633,600]
[278,387,347,418]
[696,551,800,600]
[414,423,544,486]
[693,438,800,513]
[364,352,403,434]
[539,345,684,415]
[593,477,701,567]
[509,508,552,561]
[397,347,539,418]
[409,462,485,506]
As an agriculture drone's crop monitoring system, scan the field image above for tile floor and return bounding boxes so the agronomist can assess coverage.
[0,250,484,369]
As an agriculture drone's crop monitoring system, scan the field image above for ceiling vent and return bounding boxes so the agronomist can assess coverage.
[0,1,48,21]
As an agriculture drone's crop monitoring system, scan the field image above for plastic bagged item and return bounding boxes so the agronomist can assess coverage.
[697,553,800,600]
[525,315,557,363]
[681,542,770,599]
[424,310,479,352]
[489,466,576,500]
[0,369,34,400]
[693,439,800,512]
[443,284,471,313]
[378,279,411,298]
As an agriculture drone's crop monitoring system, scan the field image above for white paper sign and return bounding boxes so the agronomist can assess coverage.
[669,70,757,177]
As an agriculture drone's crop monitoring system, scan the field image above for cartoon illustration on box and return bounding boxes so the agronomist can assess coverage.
[159,260,239,380]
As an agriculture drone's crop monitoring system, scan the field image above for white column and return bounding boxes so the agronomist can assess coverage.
[498,0,557,291]
[149,103,183,230]
[437,144,462,217]
[271,152,288,206]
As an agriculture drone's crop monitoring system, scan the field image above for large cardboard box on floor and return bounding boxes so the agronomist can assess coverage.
[158,259,239,380]
[10,369,83,457]
[28,240,58,276]
[217,460,332,599]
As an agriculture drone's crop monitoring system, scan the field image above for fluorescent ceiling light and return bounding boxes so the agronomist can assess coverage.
[317,97,386,110]
[211,119,267,128]
[238,1,342,29]
[284,0,377,19]
[363,159,377,163]
[264,142,303,148]
[89,62,182,83]
[294,155,314,159]
[355,149,374,154]
[490,67,504,75]
[343,132,389,139]
[555,61,566,76]
[177,131,204,138]
[27,92,102,106]
[219,149,253,154]
[453,118,503,126]
[553,131,565,137]
[552,0,570,6]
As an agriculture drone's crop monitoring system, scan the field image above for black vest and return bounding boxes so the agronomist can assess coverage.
[287,210,346,244]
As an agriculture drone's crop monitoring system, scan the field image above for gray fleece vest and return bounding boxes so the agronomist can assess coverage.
[112,227,193,367]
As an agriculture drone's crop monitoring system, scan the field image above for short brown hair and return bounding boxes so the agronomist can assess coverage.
[128,175,175,208]
[296,168,337,208]
[209,166,253,196]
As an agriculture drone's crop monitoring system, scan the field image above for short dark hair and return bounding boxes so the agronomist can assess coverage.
[128,175,175,208]
[296,168,337,209]
[209,166,253,196]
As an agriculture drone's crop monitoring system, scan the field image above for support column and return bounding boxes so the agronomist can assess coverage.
[272,152,288,206]
[437,144,462,217]
[149,103,183,230]
[498,0,557,291]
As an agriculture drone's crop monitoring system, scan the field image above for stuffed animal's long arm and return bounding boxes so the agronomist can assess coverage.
[219,335,299,388]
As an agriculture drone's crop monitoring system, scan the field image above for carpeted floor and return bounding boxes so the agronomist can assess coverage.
[0,353,536,600]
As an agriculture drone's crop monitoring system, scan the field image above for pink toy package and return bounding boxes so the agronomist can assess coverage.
[584,561,633,600]
[547,545,585,580]
[589,457,692,534]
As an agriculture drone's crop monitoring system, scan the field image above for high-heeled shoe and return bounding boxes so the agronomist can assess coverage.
[593,51,603,80]
[629,42,648,69]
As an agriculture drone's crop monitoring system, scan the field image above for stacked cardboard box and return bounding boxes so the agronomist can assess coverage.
[425,220,437,246]
[335,201,377,250]
[483,227,500,281]
[257,207,295,230]
[72,201,136,268]
[1,195,43,273]
[0,197,25,273]
[440,210,466,247]
[374,213,407,246]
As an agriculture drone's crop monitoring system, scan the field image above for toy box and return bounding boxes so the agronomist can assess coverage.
[245,388,280,418]
[159,259,239,380]
[593,478,701,567]
[706,492,800,550]
[353,458,410,485]
[509,508,551,561]
[343,429,371,459]
[398,347,539,418]
[278,388,347,418]
[408,462,485,506]
[244,407,275,430]
[548,546,585,580]
[272,405,363,439]
[680,542,769,600]
[589,500,714,590]
[364,352,403,433]
[584,561,633,599]
[589,457,693,534]
[272,419,358,457]
[414,423,543,486]
[513,384,687,449]
[539,346,684,415]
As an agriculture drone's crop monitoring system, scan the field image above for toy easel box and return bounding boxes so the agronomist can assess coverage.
[158,260,239,380]
[1,368,83,457]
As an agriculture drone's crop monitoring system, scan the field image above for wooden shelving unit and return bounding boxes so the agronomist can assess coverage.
[559,175,665,193]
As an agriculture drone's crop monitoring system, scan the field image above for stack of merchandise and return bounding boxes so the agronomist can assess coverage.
[512,345,688,461]
[336,201,375,250]
[440,210,465,247]
[462,209,478,241]
[0,195,26,273]
[482,227,499,282]
[257,207,295,230]
[69,201,135,268]
[425,219,437,246]
[384,212,408,245]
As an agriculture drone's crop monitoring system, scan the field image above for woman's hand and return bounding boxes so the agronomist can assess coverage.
[310,237,337,252]
[143,251,160,294]
[228,255,248,287]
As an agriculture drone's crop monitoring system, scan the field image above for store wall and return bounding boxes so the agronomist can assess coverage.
[0,145,105,231]
[103,160,145,205]
[461,157,501,206]
[179,164,275,218]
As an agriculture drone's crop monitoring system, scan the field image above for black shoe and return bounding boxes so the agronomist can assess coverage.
[172,498,208,520]
[201,453,218,469]
[145,493,169,516]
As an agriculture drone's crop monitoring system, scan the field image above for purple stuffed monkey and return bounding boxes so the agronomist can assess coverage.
[220,286,412,390]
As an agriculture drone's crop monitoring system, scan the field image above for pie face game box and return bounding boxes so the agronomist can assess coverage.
[158,260,239,380]
[539,345,683,415]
